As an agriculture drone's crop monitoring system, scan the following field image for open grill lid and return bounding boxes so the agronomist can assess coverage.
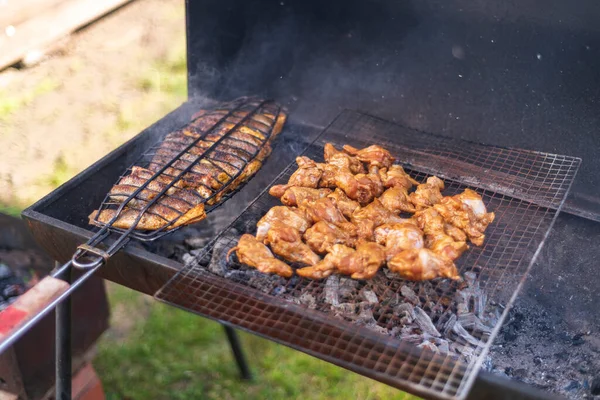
[185,0,600,221]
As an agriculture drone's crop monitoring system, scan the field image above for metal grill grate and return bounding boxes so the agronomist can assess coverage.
[155,110,580,399]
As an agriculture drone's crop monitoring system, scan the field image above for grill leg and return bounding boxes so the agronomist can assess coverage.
[223,325,252,380]
[55,262,72,400]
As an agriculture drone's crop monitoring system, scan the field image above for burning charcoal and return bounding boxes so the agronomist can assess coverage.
[451,321,484,348]
[457,313,492,336]
[356,303,376,324]
[463,271,477,286]
[400,285,420,305]
[563,380,580,392]
[360,289,378,304]
[393,303,415,324]
[271,286,286,296]
[0,263,12,280]
[440,313,457,336]
[207,238,235,276]
[298,293,317,309]
[248,273,283,294]
[2,284,25,299]
[331,303,356,317]
[181,253,197,267]
[450,342,476,360]
[225,270,252,283]
[418,340,439,353]
[0,300,9,311]
[414,307,441,337]
[382,269,402,280]
[338,277,358,298]
[184,236,210,249]
[436,339,450,354]
[591,377,600,396]
[324,275,340,306]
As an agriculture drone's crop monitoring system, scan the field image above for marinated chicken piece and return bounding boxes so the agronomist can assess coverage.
[342,144,395,168]
[269,156,323,198]
[373,222,424,260]
[299,197,357,234]
[279,187,332,207]
[379,164,419,190]
[256,206,312,241]
[409,176,445,211]
[323,166,383,205]
[264,224,321,265]
[378,186,415,214]
[337,241,386,280]
[228,234,293,278]
[90,98,286,232]
[444,223,467,242]
[326,188,360,218]
[351,198,404,240]
[353,172,384,202]
[433,189,495,246]
[414,207,468,261]
[303,221,358,254]
[388,248,460,281]
[296,244,355,280]
[323,143,365,174]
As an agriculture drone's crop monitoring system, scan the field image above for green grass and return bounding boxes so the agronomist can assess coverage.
[0,203,22,217]
[0,78,59,121]
[138,39,187,98]
[96,285,416,400]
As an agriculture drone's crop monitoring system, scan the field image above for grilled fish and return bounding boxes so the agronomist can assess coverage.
[89,97,287,231]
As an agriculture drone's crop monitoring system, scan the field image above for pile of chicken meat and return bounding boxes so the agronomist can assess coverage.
[229,143,495,281]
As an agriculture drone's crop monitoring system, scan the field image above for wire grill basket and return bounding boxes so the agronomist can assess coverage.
[155,110,580,399]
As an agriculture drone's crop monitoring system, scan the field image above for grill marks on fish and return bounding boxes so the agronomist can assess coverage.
[89,98,287,231]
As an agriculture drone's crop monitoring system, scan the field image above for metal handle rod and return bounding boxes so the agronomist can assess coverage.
[55,261,72,400]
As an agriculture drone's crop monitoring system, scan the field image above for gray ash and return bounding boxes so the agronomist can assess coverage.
[488,302,600,399]
[181,231,503,364]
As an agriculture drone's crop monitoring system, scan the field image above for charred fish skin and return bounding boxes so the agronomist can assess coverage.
[89,97,287,232]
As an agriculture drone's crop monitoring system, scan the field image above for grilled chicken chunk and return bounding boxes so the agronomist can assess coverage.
[303,221,358,254]
[379,165,419,190]
[388,248,460,281]
[326,188,360,218]
[409,176,445,211]
[269,156,323,198]
[337,241,387,280]
[379,186,415,214]
[228,234,293,277]
[296,244,355,280]
[279,187,332,207]
[433,189,495,246]
[373,222,424,260]
[350,198,404,240]
[256,206,312,242]
[90,98,286,231]
[264,224,321,265]
[414,207,468,261]
[323,143,365,174]
[342,144,395,169]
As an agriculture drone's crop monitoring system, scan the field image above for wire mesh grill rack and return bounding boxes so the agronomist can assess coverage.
[155,110,580,400]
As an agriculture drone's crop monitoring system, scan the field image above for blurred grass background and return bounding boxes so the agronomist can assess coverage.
[0,0,416,398]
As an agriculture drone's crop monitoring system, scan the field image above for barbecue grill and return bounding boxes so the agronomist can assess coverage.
[8,0,600,399]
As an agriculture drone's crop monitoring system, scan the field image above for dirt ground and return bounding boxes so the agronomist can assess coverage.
[0,0,186,207]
